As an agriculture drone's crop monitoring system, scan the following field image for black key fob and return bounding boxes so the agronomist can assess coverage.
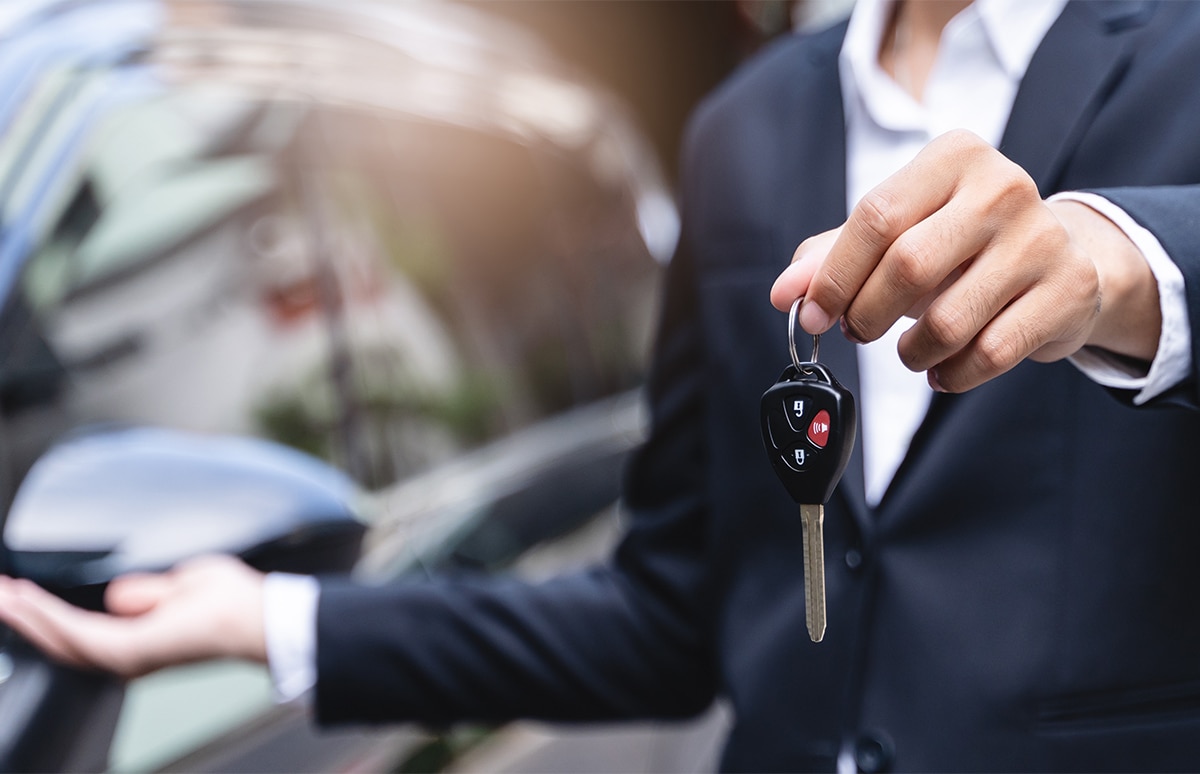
[760,362,857,505]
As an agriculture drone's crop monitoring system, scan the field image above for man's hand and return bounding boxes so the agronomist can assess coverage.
[0,555,266,678]
[770,130,1162,393]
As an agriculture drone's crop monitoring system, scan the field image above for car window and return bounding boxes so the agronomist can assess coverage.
[0,85,660,495]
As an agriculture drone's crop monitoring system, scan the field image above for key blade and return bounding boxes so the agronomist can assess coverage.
[800,503,826,642]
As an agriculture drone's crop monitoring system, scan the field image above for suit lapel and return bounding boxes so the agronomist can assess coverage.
[999,1,1152,193]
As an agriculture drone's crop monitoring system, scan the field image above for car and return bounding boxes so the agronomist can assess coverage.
[0,0,678,770]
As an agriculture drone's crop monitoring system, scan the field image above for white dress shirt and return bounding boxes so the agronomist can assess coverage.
[263,571,320,703]
[264,0,1194,706]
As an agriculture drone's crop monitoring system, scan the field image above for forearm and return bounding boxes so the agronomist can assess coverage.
[314,234,718,728]
[314,567,716,726]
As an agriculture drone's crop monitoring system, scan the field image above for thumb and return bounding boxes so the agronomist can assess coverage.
[771,227,841,312]
[105,573,176,617]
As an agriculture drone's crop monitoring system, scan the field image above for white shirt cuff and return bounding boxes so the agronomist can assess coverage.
[1051,191,1192,404]
[262,572,320,704]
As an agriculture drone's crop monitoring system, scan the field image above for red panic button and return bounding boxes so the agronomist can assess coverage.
[807,409,831,448]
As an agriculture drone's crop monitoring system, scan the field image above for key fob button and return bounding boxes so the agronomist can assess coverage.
[782,443,814,472]
[784,397,810,432]
[807,409,831,448]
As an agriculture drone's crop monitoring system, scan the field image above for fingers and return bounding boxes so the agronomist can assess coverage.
[0,576,122,672]
[801,131,980,335]
[892,219,1097,392]
[771,227,840,311]
[846,196,990,340]
[0,556,269,678]
[894,224,1052,375]
[773,130,1112,393]
[1,575,176,677]
[802,131,1035,342]
[906,271,1097,393]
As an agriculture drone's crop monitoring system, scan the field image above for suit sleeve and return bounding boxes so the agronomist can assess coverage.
[313,197,718,727]
[1087,186,1200,408]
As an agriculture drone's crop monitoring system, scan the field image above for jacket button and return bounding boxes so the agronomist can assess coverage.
[844,548,864,571]
[854,731,894,773]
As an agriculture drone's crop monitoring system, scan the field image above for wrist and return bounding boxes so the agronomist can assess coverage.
[225,571,268,663]
[1048,199,1161,362]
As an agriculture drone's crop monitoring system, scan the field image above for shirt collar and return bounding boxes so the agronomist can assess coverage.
[974,0,1069,79]
[840,0,920,130]
[840,0,1069,100]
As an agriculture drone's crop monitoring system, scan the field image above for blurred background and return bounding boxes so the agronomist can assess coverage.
[0,1,850,772]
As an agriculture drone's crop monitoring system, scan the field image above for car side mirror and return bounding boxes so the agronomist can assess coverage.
[3,426,366,609]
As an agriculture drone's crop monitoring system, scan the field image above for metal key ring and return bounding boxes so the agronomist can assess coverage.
[788,297,820,370]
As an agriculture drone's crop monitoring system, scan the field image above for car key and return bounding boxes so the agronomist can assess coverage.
[760,299,857,642]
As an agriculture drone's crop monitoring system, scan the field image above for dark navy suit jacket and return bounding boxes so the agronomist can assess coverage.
[314,3,1200,770]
